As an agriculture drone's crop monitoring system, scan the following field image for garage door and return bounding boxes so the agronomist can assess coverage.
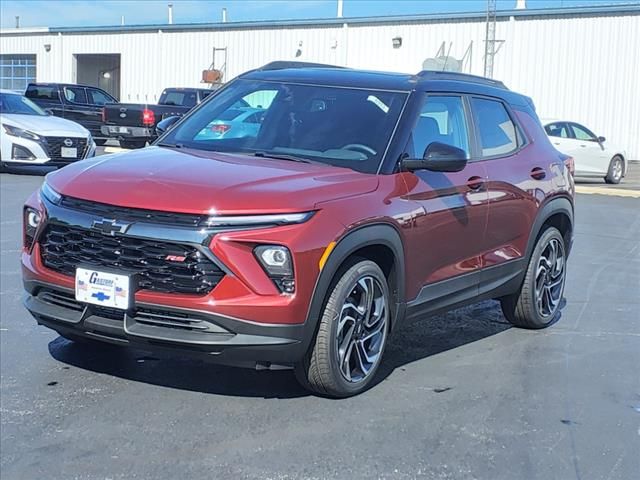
[0,54,36,92]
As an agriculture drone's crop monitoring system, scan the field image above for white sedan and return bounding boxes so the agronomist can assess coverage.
[0,89,96,171]
[542,119,627,184]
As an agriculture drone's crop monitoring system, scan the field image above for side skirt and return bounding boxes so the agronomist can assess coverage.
[405,258,526,321]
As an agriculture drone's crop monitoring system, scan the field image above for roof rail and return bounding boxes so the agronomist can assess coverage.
[416,70,508,90]
[258,61,346,71]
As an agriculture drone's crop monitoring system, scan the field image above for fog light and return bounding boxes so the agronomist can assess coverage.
[12,144,36,160]
[255,245,292,277]
[27,209,41,228]
[254,245,295,294]
[24,207,41,250]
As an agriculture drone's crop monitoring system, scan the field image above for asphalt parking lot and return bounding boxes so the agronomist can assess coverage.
[1,162,639,479]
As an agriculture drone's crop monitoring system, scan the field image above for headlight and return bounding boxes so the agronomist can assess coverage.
[254,245,295,294]
[24,207,41,250]
[2,124,42,142]
[40,180,62,205]
[201,212,314,228]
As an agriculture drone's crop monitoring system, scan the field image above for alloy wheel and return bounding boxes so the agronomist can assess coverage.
[335,276,388,383]
[534,237,566,318]
[612,158,623,182]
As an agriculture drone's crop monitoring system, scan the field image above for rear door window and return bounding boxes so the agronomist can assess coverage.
[470,97,520,157]
[87,88,114,105]
[545,122,571,138]
[64,86,88,104]
[161,90,198,107]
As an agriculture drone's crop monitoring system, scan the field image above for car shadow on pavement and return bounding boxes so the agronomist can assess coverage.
[47,299,560,399]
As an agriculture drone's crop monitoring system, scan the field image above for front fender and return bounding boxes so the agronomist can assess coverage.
[303,223,406,342]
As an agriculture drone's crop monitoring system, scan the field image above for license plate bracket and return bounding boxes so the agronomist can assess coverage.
[75,267,135,310]
[61,147,78,158]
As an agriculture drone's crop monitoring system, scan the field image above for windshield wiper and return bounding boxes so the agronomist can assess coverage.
[157,142,184,149]
[253,151,312,164]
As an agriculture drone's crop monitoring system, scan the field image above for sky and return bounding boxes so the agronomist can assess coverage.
[1,0,638,29]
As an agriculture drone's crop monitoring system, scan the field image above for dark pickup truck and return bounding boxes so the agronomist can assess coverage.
[101,87,213,148]
[25,83,118,145]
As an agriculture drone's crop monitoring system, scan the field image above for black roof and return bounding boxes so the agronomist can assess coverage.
[241,62,529,106]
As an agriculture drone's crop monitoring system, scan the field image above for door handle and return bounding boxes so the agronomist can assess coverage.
[467,176,484,190]
[580,144,587,148]
[530,167,546,180]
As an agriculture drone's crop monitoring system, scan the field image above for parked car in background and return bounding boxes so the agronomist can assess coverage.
[101,87,213,148]
[25,83,116,145]
[195,107,265,140]
[0,89,95,171]
[543,119,627,184]
[21,63,574,397]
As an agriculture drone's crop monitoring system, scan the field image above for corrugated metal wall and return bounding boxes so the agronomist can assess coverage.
[1,11,639,158]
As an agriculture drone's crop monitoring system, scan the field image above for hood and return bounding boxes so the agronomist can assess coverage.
[47,146,379,214]
[1,113,89,136]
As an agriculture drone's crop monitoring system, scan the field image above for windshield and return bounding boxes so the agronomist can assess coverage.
[161,79,408,173]
[0,93,47,116]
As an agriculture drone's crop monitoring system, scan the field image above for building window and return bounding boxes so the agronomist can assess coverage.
[0,55,37,92]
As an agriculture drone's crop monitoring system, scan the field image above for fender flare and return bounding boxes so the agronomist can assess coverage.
[303,223,406,343]
[525,196,574,260]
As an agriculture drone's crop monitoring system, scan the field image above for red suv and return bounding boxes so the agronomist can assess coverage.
[22,63,574,397]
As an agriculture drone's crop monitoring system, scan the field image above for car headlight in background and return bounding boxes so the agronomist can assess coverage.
[2,124,42,142]
[40,180,62,205]
[23,207,41,250]
[254,245,295,294]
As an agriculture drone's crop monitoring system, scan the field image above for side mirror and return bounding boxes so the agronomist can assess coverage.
[402,142,468,173]
[156,115,181,136]
[597,136,606,143]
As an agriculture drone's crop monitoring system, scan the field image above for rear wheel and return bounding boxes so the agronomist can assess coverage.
[120,140,147,149]
[604,155,624,184]
[501,227,567,329]
[295,259,390,397]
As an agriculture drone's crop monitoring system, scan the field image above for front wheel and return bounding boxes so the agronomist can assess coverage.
[604,156,624,184]
[295,259,390,397]
[501,227,567,329]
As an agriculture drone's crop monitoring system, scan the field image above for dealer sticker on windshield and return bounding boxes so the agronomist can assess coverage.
[75,267,132,310]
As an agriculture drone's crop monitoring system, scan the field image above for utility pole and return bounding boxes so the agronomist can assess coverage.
[483,0,497,78]
[337,0,343,18]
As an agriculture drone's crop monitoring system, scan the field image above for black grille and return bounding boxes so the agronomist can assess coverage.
[44,136,88,163]
[40,223,224,294]
[60,196,206,227]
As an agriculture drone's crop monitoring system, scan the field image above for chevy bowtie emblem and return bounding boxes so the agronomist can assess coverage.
[92,219,131,236]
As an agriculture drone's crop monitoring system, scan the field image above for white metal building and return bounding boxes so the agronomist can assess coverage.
[1,4,639,158]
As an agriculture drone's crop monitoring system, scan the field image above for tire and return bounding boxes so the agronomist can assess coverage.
[120,140,147,149]
[94,138,108,146]
[501,227,567,329]
[604,155,624,184]
[295,259,391,397]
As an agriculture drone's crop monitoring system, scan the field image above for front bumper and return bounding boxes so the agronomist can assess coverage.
[1,136,96,167]
[23,280,307,368]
